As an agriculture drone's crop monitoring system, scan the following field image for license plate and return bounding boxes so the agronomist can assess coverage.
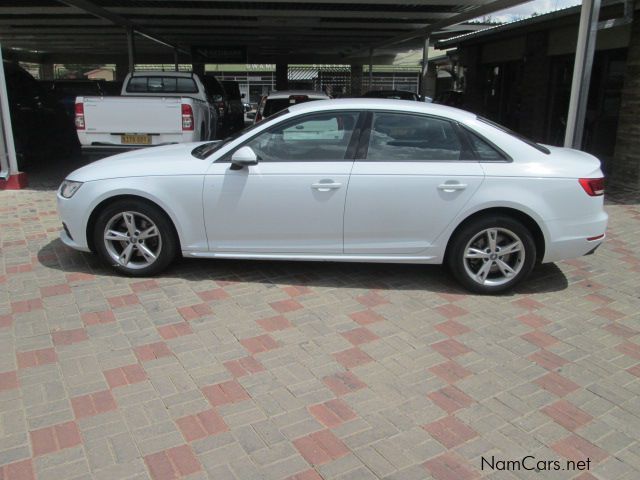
[121,134,151,145]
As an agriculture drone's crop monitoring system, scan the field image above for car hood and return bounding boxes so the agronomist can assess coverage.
[67,142,215,182]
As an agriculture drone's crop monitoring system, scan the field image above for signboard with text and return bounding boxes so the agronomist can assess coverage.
[191,46,247,63]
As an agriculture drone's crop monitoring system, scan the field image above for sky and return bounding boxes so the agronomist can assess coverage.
[488,0,581,23]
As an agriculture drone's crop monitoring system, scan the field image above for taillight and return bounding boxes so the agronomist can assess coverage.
[75,103,85,130]
[181,104,194,131]
[579,178,605,196]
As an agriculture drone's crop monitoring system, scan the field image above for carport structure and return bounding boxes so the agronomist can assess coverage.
[0,0,600,187]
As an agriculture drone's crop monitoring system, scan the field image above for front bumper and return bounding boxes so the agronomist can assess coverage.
[57,190,92,252]
[59,226,91,252]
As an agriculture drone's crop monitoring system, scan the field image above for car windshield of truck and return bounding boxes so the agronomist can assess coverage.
[191,108,291,159]
[264,98,321,118]
[126,76,198,94]
[478,116,550,154]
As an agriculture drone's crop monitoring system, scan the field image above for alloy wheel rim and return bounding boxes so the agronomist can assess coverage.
[462,227,525,287]
[103,211,162,269]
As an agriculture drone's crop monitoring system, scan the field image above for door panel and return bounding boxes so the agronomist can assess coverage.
[344,162,484,254]
[344,112,485,255]
[203,162,351,253]
[203,110,360,253]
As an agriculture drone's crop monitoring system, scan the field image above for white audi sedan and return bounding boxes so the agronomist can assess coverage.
[57,99,607,293]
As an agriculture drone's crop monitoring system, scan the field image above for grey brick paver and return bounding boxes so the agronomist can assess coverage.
[1,186,640,479]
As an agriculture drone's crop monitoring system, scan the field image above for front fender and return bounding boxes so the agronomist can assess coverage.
[77,176,208,252]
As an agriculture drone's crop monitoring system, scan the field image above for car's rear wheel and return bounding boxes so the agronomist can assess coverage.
[447,215,536,294]
[93,200,177,276]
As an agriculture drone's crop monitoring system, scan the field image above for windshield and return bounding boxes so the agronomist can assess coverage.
[478,116,550,154]
[191,108,291,159]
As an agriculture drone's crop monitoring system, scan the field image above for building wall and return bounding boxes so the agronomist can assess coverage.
[457,18,631,170]
[612,17,640,187]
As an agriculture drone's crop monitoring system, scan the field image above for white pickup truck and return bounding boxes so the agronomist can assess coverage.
[75,71,218,151]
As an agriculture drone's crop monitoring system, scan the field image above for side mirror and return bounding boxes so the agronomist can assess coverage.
[230,146,258,170]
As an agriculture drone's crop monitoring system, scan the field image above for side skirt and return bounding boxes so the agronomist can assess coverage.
[181,251,438,264]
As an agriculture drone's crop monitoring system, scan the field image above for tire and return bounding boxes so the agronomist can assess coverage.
[447,215,536,294]
[93,199,178,276]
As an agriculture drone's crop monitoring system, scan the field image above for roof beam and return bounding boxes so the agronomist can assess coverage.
[135,0,492,5]
[57,0,190,55]
[370,0,533,50]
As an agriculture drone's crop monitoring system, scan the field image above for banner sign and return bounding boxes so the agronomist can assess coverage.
[191,46,247,63]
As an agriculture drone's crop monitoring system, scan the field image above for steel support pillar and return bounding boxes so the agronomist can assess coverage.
[564,0,601,149]
[126,27,136,74]
[275,64,288,91]
[368,47,373,91]
[350,64,363,96]
[420,35,430,99]
[0,45,24,188]
[39,63,55,81]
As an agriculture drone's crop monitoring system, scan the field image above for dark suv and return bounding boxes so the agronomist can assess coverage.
[221,80,245,132]
[3,61,77,167]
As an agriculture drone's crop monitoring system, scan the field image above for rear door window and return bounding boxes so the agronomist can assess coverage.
[365,112,468,161]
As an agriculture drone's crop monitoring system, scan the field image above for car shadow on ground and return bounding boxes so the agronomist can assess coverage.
[38,238,568,296]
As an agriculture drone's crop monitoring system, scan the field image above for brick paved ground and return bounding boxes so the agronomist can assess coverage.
[1,179,639,480]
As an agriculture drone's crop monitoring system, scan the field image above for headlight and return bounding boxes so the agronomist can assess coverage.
[59,180,83,198]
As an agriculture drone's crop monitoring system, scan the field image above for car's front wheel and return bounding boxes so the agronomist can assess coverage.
[93,200,177,276]
[447,215,536,294]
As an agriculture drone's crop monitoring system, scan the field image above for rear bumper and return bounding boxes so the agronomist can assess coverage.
[77,131,199,149]
[80,143,178,156]
[542,211,608,263]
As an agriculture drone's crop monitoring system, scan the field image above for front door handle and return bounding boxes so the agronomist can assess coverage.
[438,182,467,192]
[312,181,342,192]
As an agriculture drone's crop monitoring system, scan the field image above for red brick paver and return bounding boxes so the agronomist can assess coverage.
[293,429,349,466]
[1,187,640,479]
[30,421,82,456]
[144,445,202,480]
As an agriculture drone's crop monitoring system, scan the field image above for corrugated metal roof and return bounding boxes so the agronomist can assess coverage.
[0,0,530,63]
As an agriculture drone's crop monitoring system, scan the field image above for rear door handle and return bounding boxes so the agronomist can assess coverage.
[438,182,467,192]
[312,182,342,191]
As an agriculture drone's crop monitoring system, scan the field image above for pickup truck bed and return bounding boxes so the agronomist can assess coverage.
[77,96,202,149]
[75,71,218,151]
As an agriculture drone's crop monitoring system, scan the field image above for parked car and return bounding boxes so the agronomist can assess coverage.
[254,90,330,123]
[75,71,218,151]
[57,99,607,293]
[201,74,231,138]
[362,89,421,101]
[3,61,77,166]
[433,90,465,108]
[41,79,106,118]
[221,80,245,132]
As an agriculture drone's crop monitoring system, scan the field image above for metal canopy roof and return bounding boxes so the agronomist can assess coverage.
[0,0,530,64]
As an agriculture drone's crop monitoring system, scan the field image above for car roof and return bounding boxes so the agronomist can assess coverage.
[286,98,475,122]
[266,90,330,100]
[130,71,194,78]
[365,89,415,94]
